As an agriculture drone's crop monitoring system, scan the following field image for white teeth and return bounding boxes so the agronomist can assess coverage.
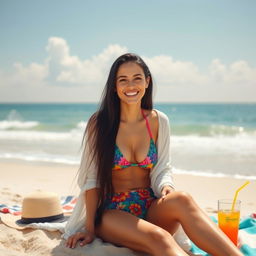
[125,91,138,96]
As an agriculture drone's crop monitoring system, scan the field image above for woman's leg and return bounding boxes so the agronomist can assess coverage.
[146,191,243,256]
[95,209,189,256]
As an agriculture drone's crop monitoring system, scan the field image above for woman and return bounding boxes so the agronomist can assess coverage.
[64,53,242,255]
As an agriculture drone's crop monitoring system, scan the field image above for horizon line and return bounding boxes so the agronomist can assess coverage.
[0,101,256,105]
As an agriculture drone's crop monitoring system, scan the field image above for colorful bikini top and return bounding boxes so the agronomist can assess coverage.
[112,109,158,171]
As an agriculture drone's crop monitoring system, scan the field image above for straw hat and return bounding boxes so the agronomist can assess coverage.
[1,190,68,230]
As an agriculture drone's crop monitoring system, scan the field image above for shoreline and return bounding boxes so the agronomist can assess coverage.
[1,157,256,181]
[0,161,255,216]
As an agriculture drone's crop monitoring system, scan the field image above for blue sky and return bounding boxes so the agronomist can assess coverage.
[0,0,256,102]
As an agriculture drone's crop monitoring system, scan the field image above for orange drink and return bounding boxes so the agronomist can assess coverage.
[218,199,241,246]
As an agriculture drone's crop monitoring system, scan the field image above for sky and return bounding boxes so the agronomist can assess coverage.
[0,0,256,103]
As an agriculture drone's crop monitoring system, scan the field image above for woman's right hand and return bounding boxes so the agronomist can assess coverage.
[65,229,95,249]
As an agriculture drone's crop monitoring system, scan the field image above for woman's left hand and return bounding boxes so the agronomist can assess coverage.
[161,185,174,198]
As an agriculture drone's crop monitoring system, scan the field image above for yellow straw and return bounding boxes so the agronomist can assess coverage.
[231,181,250,212]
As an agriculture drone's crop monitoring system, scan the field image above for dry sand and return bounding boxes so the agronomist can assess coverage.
[0,161,255,255]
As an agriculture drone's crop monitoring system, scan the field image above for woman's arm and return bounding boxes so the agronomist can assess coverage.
[161,185,175,198]
[150,110,175,197]
[84,187,100,232]
[66,187,100,249]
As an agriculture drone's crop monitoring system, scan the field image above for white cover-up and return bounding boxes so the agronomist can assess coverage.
[62,109,175,240]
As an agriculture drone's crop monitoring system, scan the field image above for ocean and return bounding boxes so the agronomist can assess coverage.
[0,103,255,180]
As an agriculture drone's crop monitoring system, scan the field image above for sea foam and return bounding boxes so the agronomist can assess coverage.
[0,120,39,130]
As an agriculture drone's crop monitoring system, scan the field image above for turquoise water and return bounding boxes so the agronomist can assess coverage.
[0,103,255,135]
[157,103,256,136]
[0,103,255,178]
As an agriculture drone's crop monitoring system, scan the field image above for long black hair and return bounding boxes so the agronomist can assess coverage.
[81,53,154,224]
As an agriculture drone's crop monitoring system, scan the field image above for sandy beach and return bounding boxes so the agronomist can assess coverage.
[0,161,255,255]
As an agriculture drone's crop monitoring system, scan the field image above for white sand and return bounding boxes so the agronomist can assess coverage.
[0,161,255,255]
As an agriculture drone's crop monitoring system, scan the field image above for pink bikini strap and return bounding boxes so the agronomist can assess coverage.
[141,109,153,139]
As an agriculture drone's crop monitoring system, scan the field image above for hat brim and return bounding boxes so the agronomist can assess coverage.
[0,213,69,230]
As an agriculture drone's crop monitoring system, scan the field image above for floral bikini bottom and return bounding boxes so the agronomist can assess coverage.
[103,187,157,219]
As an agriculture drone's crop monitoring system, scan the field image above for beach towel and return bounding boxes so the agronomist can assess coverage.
[0,195,76,232]
[0,195,77,216]
[190,215,256,256]
[1,196,256,255]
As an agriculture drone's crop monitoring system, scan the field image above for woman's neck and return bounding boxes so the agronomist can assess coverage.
[120,103,143,123]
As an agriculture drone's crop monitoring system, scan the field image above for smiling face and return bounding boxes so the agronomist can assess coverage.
[115,62,150,105]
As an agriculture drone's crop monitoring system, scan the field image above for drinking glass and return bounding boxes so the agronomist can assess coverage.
[218,199,241,246]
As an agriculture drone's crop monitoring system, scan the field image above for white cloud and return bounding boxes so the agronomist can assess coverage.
[143,55,207,86]
[46,37,128,84]
[13,62,48,84]
[0,62,47,88]
[209,59,256,85]
[0,36,255,102]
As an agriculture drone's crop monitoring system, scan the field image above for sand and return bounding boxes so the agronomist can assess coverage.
[0,161,255,255]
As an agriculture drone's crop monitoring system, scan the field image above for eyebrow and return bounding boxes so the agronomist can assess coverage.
[117,74,142,79]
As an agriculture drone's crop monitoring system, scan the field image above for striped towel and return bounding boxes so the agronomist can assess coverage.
[190,214,256,256]
[0,195,77,216]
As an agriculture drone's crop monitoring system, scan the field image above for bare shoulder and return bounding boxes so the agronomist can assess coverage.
[143,109,159,142]
[144,109,158,123]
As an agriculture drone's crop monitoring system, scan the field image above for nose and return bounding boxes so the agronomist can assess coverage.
[127,80,136,87]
